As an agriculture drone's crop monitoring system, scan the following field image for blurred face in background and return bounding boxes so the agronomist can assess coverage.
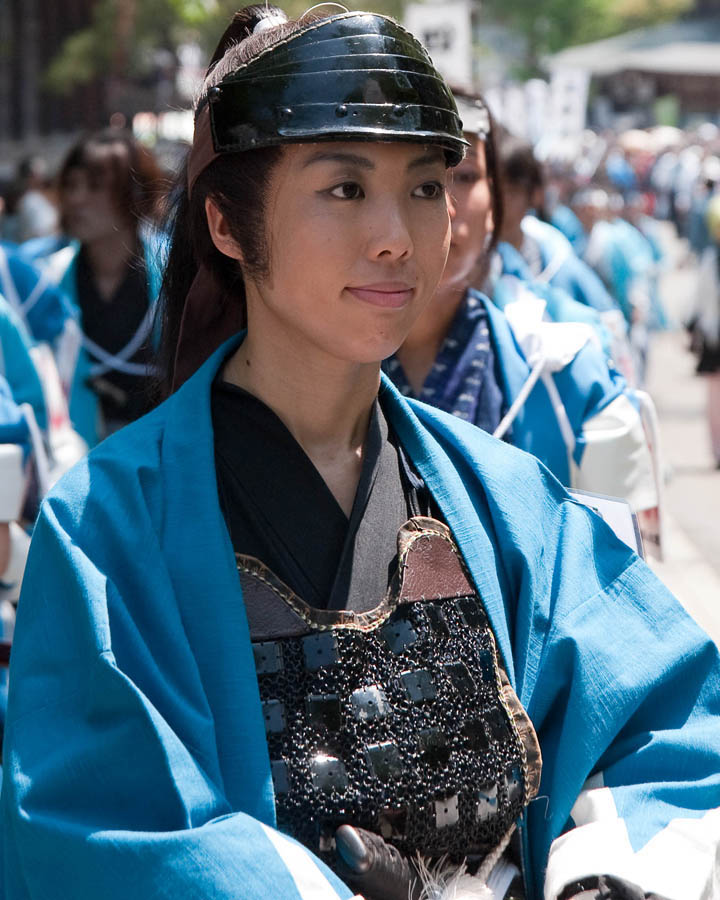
[441,136,493,292]
[59,138,137,245]
[60,165,129,244]
[498,177,536,243]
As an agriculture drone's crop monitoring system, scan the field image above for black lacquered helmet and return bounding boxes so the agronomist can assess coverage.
[453,94,491,141]
[197,12,468,169]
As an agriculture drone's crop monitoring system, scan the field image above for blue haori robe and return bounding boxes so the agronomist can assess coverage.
[0,295,47,432]
[3,336,720,900]
[0,243,73,346]
[385,290,625,488]
[517,216,619,315]
[0,375,30,513]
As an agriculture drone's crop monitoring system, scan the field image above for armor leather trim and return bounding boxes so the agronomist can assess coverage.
[236,516,481,635]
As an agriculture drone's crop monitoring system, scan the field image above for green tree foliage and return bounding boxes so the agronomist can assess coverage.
[45,0,407,96]
[481,0,692,75]
[45,0,695,96]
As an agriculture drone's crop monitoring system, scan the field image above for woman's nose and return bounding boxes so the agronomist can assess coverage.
[366,199,414,260]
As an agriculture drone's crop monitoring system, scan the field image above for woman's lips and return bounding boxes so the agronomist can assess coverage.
[346,282,414,308]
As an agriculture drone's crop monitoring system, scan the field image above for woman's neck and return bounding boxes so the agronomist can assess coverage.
[223,318,381,517]
[83,226,138,300]
[395,279,467,395]
[500,223,524,251]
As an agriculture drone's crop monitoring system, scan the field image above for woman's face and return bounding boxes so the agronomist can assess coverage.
[60,166,127,243]
[499,179,534,242]
[440,137,493,291]
[212,141,452,364]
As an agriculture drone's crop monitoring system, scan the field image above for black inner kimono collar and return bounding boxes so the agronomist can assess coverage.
[212,379,417,612]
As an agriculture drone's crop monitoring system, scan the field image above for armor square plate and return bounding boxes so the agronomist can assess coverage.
[380,619,418,654]
[400,669,437,702]
[310,754,349,793]
[271,759,290,794]
[476,784,498,822]
[253,640,283,675]
[505,764,523,805]
[425,604,450,636]
[434,794,459,828]
[365,741,403,782]
[302,633,340,671]
[477,648,495,682]
[350,685,389,721]
[486,707,511,743]
[456,597,487,628]
[306,694,342,731]
[444,661,478,695]
[263,699,286,734]
[462,718,490,752]
[418,728,451,766]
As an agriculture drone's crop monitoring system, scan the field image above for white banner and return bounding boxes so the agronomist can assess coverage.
[404,1,473,90]
[549,68,590,138]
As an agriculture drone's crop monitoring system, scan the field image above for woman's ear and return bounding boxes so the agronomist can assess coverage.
[205,197,244,262]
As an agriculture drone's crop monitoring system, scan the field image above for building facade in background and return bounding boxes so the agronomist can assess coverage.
[0,0,105,143]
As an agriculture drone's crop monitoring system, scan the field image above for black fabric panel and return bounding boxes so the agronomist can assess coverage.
[75,246,153,425]
[212,378,424,611]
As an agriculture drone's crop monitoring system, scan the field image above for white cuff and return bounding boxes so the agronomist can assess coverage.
[0,444,27,521]
[544,779,720,900]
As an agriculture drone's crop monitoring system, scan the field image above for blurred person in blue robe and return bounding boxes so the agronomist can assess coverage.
[0,294,47,432]
[690,193,720,467]
[579,193,661,385]
[386,92,657,529]
[31,130,168,447]
[495,136,621,317]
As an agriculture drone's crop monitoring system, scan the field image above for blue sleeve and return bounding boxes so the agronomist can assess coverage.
[552,341,625,465]
[401,403,720,897]
[0,377,30,453]
[6,253,73,344]
[0,299,47,431]
[520,499,720,896]
[552,254,619,314]
[2,474,354,900]
[529,280,614,358]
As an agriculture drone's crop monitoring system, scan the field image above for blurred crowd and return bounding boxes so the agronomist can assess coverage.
[0,130,169,640]
[536,123,720,459]
[0,112,720,710]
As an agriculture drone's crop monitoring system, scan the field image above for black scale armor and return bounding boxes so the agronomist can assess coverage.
[238,517,541,868]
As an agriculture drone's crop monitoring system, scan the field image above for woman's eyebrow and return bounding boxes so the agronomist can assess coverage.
[301,151,374,170]
[407,148,446,170]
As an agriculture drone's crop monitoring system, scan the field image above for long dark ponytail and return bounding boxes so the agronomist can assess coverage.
[155,5,314,399]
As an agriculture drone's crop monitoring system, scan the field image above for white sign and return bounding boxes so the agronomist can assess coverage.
[549,68,590,138]
[404,1,473,90]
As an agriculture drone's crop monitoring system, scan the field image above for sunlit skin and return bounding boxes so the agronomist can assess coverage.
[206,141,452,514]
[60,166,137,301]
[396,136,493,395]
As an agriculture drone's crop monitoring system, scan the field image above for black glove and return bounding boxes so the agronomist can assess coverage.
[334,825,422,900]
[559,874,671,900]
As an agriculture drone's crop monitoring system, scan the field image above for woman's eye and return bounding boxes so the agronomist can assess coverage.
[453,170,481,186]
[412,181,444,199]
[329,182,364,200]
